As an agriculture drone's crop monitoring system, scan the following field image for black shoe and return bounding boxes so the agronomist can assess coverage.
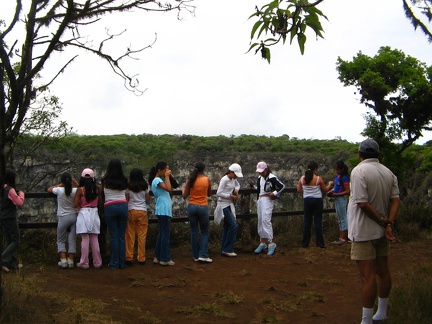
[125,261,134,266]
[138,261,146,265]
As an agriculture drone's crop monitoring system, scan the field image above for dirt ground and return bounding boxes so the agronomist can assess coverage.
[10,236,430,324]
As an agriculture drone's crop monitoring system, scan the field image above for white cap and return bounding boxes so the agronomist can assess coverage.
[229,163,243,177]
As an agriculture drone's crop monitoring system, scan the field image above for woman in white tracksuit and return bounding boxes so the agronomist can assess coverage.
[254,161,285,256]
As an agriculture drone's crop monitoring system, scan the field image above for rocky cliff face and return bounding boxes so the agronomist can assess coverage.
[16,152,343,223]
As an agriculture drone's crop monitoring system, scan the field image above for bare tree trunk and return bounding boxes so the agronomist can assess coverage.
[0,60,5,313]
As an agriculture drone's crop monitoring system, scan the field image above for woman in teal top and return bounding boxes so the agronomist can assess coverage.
[149,161,175,266]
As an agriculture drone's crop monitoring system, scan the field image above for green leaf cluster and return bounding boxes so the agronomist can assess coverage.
[248,0,327,62]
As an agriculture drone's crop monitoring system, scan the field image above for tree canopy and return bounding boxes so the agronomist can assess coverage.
[336,46,432,155]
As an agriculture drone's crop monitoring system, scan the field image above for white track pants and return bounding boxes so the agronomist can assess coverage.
[257,197,274,241]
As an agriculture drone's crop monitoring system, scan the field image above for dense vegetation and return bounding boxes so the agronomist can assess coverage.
[17,133,432,174]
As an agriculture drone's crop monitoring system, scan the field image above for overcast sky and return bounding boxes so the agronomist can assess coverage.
[3,0,432,144]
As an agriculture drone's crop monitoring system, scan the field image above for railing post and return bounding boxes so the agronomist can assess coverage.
[238,188,253,243]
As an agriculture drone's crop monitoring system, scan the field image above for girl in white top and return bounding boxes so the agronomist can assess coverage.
[125,168,150,265]
[48,172,79,269]
[297,161,333,248]
[214,163,243,257]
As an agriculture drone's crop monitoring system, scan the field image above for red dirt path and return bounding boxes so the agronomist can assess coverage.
[19,237,432,323]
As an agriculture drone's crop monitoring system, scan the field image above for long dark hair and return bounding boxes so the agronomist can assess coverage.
[128,168,149,193]
[101,159,128,190]
[148,161,179,188]
[188,162,205,188]
[79,176,98,203]
[61,172,73,196]
[305,161,318,184]
[335,160,349,179]
[4,168,17,189]
[148,161,167,185]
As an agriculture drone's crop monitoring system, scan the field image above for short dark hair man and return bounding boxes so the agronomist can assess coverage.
[347,138,400,324]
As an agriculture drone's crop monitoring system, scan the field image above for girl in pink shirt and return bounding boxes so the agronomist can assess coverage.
[1,169,25,272]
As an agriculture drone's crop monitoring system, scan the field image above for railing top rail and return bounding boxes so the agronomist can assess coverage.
[25,187,300,199]
[20,187,336,229]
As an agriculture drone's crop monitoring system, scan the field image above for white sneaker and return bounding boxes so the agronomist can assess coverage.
[67,259,74,269]
[58,260,68,269]
[222,251,237,257]
[159,260,175,266]
[153,257,159,264]
[198,257,213,263]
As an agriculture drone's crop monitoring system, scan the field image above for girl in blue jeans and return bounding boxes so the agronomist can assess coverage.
[182,162,212,263]
[101,159,128,270]
[214,163,243,257]
[149,161,175,266]
[327,160,350,244]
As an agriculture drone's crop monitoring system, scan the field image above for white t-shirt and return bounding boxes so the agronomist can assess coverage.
[52,187,78,217]
[127,189,149,211]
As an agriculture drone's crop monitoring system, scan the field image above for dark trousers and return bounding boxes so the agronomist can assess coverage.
[302,198,325,248]
[1,217,20,268]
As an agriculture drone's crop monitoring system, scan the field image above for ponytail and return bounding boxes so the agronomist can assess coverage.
[61,172,73,196]
[305,161,318,184]
[189,162,205,188]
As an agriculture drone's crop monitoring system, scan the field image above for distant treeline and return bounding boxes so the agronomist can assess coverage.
[17,133,432,175]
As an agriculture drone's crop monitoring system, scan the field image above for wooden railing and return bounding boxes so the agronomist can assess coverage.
[19,188,336,229]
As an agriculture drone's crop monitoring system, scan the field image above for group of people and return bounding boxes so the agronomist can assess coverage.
[47,159,147,270]
[155,160,285,265]
[296,159,351,249]
[1,138,400,323]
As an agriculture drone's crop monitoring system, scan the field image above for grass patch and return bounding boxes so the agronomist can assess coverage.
[177,302,233,318]
[388,263,432,323]
[214,291,244,304]
[255,313,280,323]
[263,297,302,312]
[1,272,112,323]
[297,281,307,287]
[138,311,162,323]
[299,291,325,303]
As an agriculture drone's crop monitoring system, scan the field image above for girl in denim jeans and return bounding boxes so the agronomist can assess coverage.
[101,159,128,270]
[182,162,212,263]
[214,163,243,257]
[149,161,175,266]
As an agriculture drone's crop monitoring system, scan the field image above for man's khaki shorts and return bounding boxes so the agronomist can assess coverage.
[351,236,390,260]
